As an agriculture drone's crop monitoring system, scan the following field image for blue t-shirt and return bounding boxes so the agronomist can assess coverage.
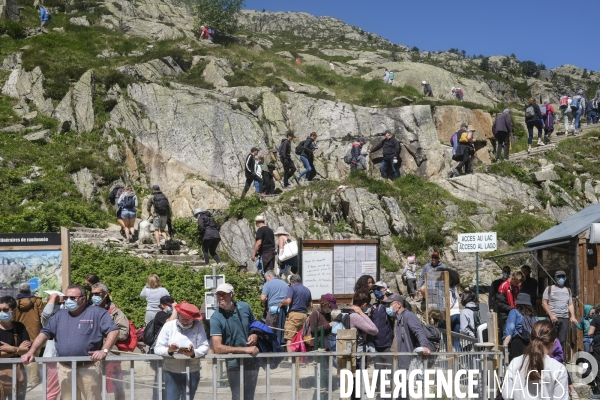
[210,301,255,369]
[41,306,118,357]
[286,283,312,313]
[261,278,289,307]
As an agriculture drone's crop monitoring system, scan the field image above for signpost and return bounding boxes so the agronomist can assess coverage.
[204,267,224,319]
[457,232,497,298]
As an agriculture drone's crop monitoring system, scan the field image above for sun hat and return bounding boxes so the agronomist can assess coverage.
[254,215,265,223]
[174,301,203,320]
[193,208,203,217]
[273,226,289,236]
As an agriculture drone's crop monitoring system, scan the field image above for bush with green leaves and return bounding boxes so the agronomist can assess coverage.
[71,244,264,326]
[0,20,25,40]
[196,0,245,37]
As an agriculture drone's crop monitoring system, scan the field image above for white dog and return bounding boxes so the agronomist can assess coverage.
[137,219,154,245]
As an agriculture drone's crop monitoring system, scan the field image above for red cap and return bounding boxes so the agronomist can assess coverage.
[174,301,203,320]
[431,251,440,259]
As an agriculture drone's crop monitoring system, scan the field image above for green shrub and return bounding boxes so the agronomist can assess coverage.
[494,211,554,248]
[0,20,25,40]
[71,244,264,326]
[224,196,266,220]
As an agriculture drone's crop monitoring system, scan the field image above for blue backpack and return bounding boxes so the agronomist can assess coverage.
[571,97,581,111]
[121,194,136,210]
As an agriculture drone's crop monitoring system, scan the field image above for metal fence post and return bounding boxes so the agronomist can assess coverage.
[130,360,135,400]
[186,362,191,400]
[291,356,297,400]
[266,357,270,400]
[328,355,333,400]
[71,361,77,400]
[101,361,107,400]
[212,358,217,400]
[316,355,321,400]
[11,364,16,400]
[158,363,163,400]
[240,358,244,400]
[42,361,47,400]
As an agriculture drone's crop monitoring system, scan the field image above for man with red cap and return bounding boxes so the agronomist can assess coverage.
[211,283,259,400]
[154,301,209,400]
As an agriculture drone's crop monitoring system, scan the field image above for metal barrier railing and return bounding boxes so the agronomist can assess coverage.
[0,350,503,400]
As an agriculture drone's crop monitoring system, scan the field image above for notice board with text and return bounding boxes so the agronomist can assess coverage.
[299,239,380,301]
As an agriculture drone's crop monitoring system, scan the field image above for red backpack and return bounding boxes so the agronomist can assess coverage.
[108,306,138,352]
[559,96,569,109]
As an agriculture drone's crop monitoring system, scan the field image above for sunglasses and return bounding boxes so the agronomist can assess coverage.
[90,292,105,296]
[0,308,11,313]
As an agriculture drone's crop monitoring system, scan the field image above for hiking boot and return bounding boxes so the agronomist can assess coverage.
[294,176,299,185]
[453,168,461,177]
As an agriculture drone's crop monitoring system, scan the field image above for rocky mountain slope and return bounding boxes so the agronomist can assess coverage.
[1,4,600,286]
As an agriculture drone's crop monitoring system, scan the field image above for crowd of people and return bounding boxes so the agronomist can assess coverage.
[0,249,589,399]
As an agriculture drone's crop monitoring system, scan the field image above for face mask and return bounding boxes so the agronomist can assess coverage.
[0,311,12,322]
[321,306,332,314]
[91,296,104,306]
[557,278,566,286]
[374,290,384,300]
[386,306,396,317]
[166,307,173,314]
[65,299,79,311]
[502,273,509,279]
[177,320,194,331]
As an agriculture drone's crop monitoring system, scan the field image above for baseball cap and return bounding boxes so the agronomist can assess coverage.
[515,293,531,306]
[555,270,566,277]
[193,208,203,217]
[372,281,388,289]
[358,136,366,143]
[216,283,234,294]
[159,295,174,305]
[152,185,160,191]
[382,294,405,304]
[384,129,391,135]
[321,293,338,309]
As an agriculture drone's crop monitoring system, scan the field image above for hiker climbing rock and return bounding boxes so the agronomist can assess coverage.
[369,130,400,180]
[241,147,263,199]
[279,132,297,190]
[422,81,433,97]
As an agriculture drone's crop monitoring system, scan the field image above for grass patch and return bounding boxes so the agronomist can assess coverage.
[494,210,555,249]
[0,96,18,127]
[487,162,532,184]
[224,195,267,221]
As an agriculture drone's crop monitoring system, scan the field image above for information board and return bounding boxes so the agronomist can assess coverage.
[300,240,380,300]
[457,232,497,253]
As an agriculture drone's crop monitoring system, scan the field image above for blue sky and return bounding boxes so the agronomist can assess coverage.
[245,0,598,72]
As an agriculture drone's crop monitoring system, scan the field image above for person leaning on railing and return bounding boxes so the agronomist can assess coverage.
[21,285,119,400]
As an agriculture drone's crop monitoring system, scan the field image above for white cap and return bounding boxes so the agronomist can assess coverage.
[255,215,265,223]
[216,283,234,294]
[373,281,388,289]
[422,81,427,85]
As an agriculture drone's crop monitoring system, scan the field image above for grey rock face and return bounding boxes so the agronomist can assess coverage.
[0,53,21,70]
[436,173,541,211]
[381,196,410,235]
[279,78,320,95]
[0,0,19,20]
[531,169,560,183]
[69,16,90,26]
[219,219,255,265]
[1,67,54,116]
[53,70,95,133]
[199,57,234,88]
[117,57,183,83]
[340,188,390,237]
[71,168,97,201]
[584,181,598,204]
[24,129,51,143]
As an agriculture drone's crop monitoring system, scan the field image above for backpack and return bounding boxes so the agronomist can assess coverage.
[465,306,481,335]
[152,193,169,215]
[459,132,469,143]
[458,88,464,99]
[332,309,368,351]
[450,132,459,155]
[571,97,581,111]
[142,319,157,346]
[108,306,139,352]
[519,314,537,341]
[108,186,123,205]
[208,28,214,35]
[121,194,136,210]
[278,139,287,159]
[525,106,535,118]
[389,72,394,80]
[344,148,353,164]
[540,105,547,117]
[398,312,440,352]
[294,140,306,155]
[559,96,569,109]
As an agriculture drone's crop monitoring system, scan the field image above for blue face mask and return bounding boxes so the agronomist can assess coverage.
[374,290,384,300]
[502,273,509,280]
[386,306,396,317]
[166,307,173,314]
[65,299,79,311]
[0,311,12,322]
[557,278,566,286]
[91,296,104,306]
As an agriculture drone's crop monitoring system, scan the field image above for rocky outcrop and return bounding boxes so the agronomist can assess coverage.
[199,57,234,88]
[1,67,54,116]
[0,0,19,20]
[169,179,231,218]
[53,70,95,133]
[117,57,184,83]
[219,219,256,265]
[23,129,51,143]
[436,174,542,211]
[362,62,498,106]
[0,53,21,70]
[69,16,90,26]
[71,168,97,201]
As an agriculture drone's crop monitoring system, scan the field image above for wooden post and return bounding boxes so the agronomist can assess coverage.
[424,274,429,324]
[487,311,500,370]
[336,329,356,377]
[61,227,70,292]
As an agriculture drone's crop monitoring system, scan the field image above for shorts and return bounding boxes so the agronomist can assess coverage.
[153,215,168,230]
[284,311,307,341]
[121,210,136,219]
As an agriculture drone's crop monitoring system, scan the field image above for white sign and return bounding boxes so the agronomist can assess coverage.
[204,274,225,290]
[302,250,333,300]
[457,232,497,253]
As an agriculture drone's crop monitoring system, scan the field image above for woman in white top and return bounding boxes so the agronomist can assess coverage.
[502,320,569,400]
[140,274,170,324]
[402,255,417,299]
